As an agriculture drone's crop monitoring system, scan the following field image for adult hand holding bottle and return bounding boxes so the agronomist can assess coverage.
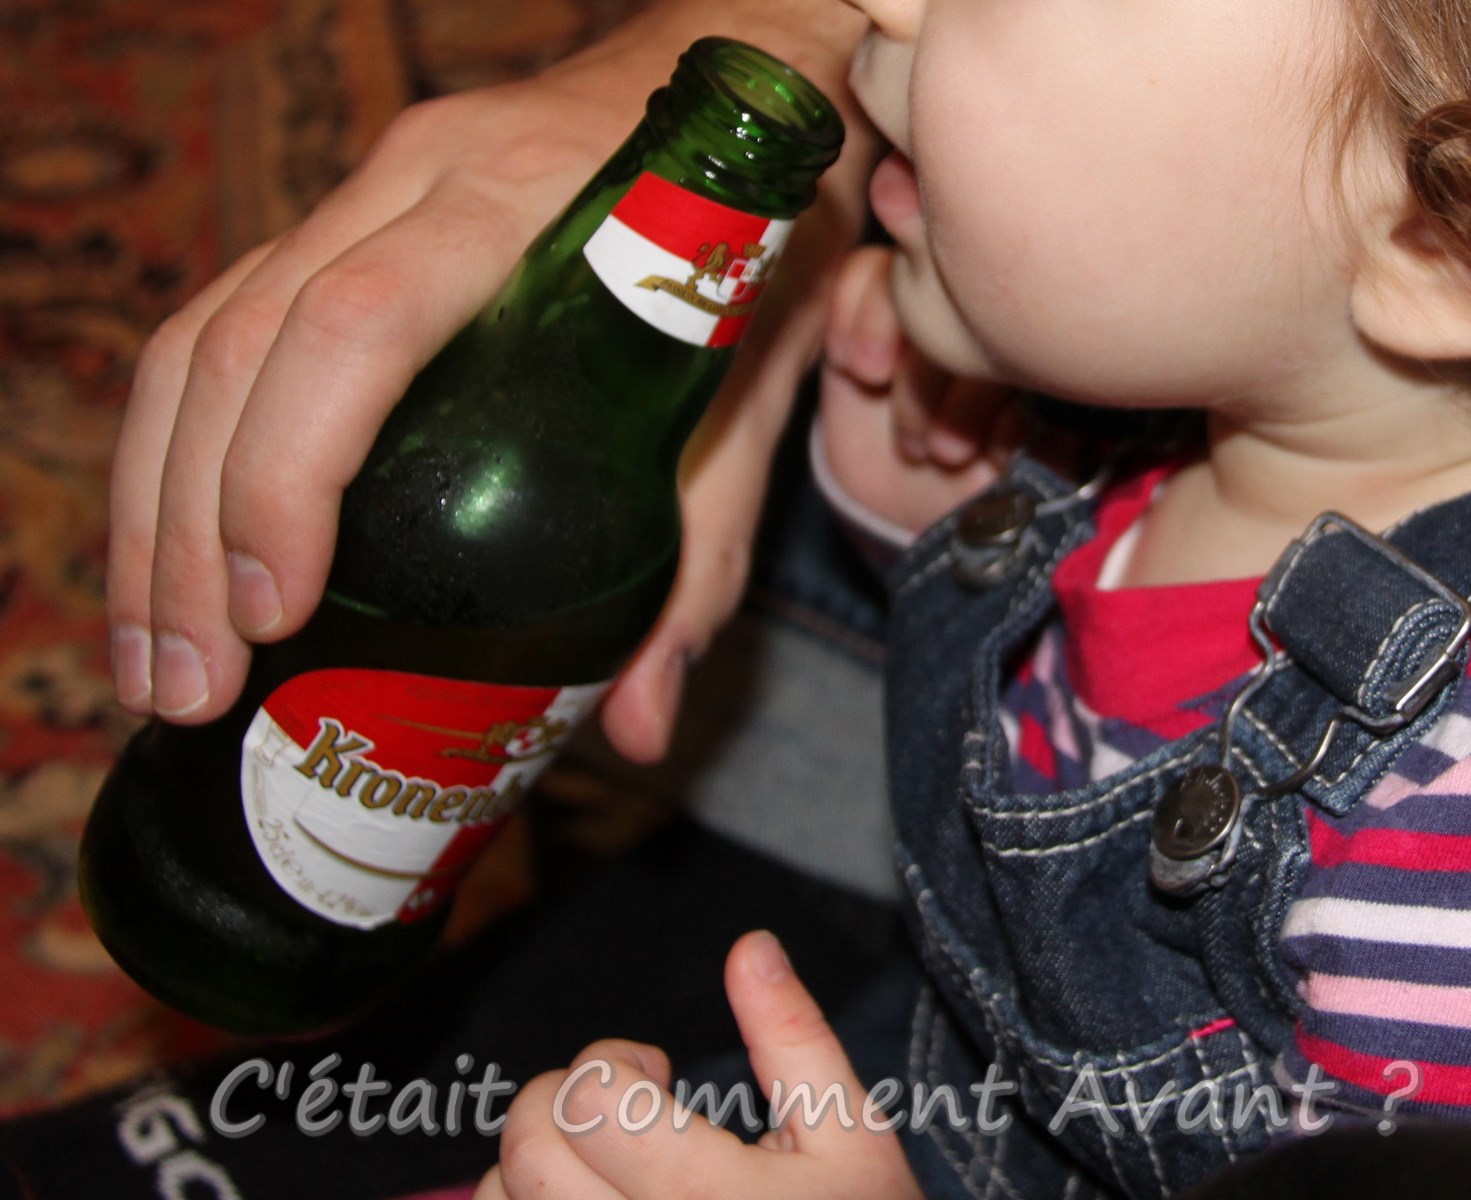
[86,32,865,1034]
[107,0,872,762]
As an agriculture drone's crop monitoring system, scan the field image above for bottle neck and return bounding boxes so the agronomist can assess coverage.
[468,39,843,449]
[637,38,844,219]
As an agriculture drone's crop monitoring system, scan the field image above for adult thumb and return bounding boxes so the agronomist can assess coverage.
[723,930,875,1154]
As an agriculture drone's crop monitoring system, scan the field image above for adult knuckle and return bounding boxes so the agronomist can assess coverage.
[374,96,454,158]
[105,526,155,616]
[292,261,404,348]
[218,454,300,548]
[135,313,196,388]
[219,429,304,506]
[425,175,521,251]
[151,523,219,599]
[459,129,576,191]
[192,297,283,381]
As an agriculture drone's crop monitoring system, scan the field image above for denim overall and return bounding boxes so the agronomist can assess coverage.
[884,455,1471,1199]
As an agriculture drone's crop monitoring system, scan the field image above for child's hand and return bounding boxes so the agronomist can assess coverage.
[820,245,1016,534]
[474,930,923,1200]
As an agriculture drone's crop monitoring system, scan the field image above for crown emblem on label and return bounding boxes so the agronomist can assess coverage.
[633,238,771,318]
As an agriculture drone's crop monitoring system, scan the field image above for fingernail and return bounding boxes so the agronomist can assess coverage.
[153,632,209,718]
[751,930,790,983]
[227,551,283,636]
[111,624,152,707]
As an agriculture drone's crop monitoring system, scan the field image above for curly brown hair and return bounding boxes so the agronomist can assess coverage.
[1351,1,1471,259]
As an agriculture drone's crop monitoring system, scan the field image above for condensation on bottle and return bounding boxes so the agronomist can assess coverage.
[78,39,844,1034]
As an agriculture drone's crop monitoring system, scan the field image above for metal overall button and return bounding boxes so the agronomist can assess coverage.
[1152,765,1242,860]
[949,453,1112,590]
[1149,764,1247,894]
[1150,512,1471,897]
[951,487,1036,588]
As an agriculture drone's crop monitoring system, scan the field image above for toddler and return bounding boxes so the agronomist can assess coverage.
[477,0,1471,1197]
[101,0,1471,1195]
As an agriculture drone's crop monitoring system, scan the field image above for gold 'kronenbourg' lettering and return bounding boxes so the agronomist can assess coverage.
[292,717,513,824]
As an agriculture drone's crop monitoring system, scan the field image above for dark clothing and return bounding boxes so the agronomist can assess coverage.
[884,456,1471,1198]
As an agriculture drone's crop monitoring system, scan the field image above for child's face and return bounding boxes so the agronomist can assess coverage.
[844,0,1379,412]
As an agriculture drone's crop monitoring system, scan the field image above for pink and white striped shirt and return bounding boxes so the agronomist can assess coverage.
[1001,467,1471,1118]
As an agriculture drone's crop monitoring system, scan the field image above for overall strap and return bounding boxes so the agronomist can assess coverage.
[1151,495,1471,897]
[1141,494,1471,1050]
[884,455,1097,911]
[1232,497,1471,817]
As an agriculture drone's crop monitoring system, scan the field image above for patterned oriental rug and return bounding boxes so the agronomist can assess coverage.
[0,0,655,1119]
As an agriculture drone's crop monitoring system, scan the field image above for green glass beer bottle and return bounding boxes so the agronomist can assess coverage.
[78,38,844,1034]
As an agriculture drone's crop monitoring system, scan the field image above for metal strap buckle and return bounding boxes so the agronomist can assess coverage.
[1222,513,1471,797]
[1151,512,1471,895]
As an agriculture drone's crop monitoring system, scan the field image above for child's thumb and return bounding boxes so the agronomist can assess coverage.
[723,930,874,1154]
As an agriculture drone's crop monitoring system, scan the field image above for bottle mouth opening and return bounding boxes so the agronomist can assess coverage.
[690,38,844,150]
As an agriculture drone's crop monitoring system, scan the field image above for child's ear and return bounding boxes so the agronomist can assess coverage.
[1351,209,1471,360]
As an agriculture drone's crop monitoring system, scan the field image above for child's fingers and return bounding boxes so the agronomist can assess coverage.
[550,1023,924,1200]
[491,1070,628,1200]
[723,930,880,1154]
[566,1038,673,1090]
[820,244,954,463]
[471,1165,508,1200]
[723,932,923,1195]
[889,342,953,462]
[825,243,901,387]
[924,375,986,467]
[815,361,924,543]
[925,376,1019,469]
[552,1043,763,1200]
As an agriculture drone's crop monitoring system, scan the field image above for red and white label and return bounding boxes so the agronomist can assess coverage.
[583,172,793,348]
[240,670,606,930]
